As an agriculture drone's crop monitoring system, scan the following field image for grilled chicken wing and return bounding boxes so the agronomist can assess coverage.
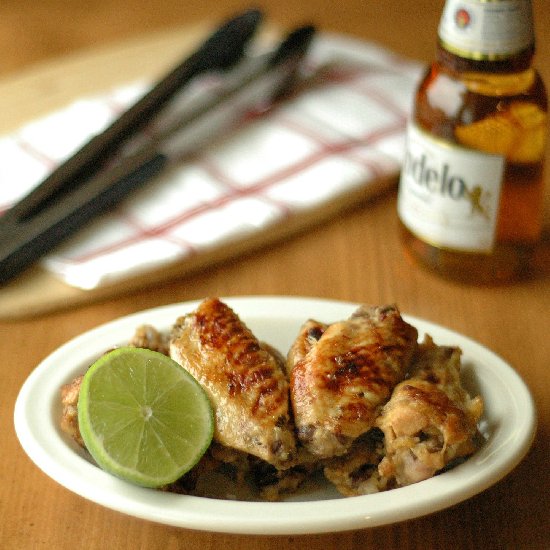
[290,304,418,458]
[377,335,484,486]
[169,298,297,469]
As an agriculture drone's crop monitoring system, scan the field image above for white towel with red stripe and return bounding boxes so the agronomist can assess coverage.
[0,34,422,289]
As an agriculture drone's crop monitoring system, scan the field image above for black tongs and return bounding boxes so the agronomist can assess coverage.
[0,9,315,285]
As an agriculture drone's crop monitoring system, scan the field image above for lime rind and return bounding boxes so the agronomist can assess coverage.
[78,347,214,488]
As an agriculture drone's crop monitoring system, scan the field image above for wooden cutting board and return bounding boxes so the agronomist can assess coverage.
[0,23,395,320]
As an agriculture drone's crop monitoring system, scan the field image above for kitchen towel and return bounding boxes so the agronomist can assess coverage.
[0,33,422,290]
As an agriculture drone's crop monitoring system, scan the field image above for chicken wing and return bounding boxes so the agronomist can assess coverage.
[290,304,418,458]
[377,335,484,486]
[169,298,297,469]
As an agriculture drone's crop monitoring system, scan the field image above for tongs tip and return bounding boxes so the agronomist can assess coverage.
[199,8,264,71]
[270,24,316,66]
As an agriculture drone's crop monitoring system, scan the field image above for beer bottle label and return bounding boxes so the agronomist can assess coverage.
[438,0,534,60]
[397,123,505,252]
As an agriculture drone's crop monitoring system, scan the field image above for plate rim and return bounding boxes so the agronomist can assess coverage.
[14,295,537,535]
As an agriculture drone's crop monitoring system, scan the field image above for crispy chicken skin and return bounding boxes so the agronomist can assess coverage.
[290,304,418,458]
[169,298,297,469]
[377,335,484,486]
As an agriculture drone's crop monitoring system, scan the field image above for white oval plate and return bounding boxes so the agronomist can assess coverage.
[14,296,536,535]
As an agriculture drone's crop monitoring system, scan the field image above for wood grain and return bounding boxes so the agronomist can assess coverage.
[1,1,549,549]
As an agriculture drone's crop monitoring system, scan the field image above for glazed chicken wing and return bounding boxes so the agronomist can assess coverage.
[377,335,484,486]
[290,304,418,458]
[169,298,297,469]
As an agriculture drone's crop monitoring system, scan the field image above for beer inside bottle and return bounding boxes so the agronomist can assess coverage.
[398,0,547,283]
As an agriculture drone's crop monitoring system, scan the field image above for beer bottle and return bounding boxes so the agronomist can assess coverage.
[397,0,547,283]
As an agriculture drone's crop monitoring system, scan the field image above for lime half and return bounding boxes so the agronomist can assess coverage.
[78,347,214,488]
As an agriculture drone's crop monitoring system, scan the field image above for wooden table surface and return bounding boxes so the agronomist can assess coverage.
[1,1,549,548]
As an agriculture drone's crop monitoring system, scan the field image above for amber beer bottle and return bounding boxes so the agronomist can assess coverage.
[397,0,547,283]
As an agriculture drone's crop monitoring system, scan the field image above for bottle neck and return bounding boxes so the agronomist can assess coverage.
[437,42,534,74]
[438,0,535,73]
